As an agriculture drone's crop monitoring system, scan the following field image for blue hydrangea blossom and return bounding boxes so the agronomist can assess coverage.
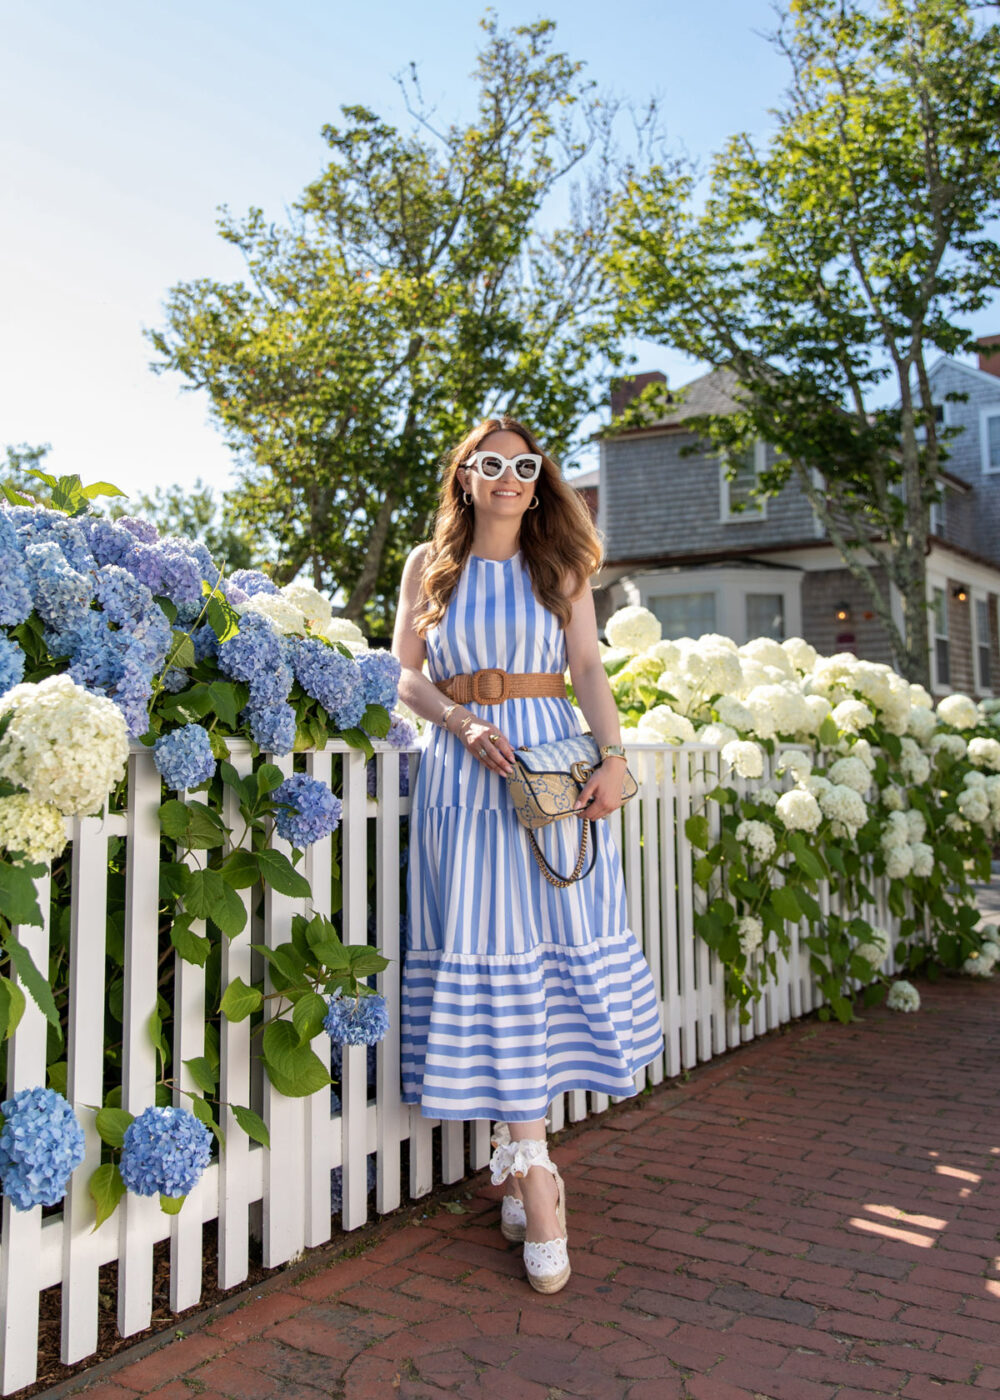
[272,773,343,847]
[0,637,26,697]
[153,723,217,790]
[358,650,401,712]
[0,1086,86,1211]
[243,701,297,754]
[228,569,278,597]
[118,1105,213,1198]
[292,639,366,730]
[323,989,390,1046]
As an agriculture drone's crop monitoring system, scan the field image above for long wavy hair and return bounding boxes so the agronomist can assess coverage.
[414,416,603,638]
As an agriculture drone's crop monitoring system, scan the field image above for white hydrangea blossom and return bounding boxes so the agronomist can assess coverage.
[910,842,934,878]
[945,813,969,832]
[881,810,911,848]
[697,722,739,747]
[810,652,861,702]
[735,819,776,862]
[737,915,764,955]
[776,751,812,783]
[831,698,875,734]
[908,682,934,710]
[643,639,682,670]
[740,637,795,678]
[882,785,904,811]
[887,980,921,1012]
[238,592,308,635]
[775,788,822,833]
[826,756,871,795]
[320,616,368,652]
[899,737,931,784]
[281,582,333,628]
[819,784,868,836]
[855,928,890,969]
[800,693,833,735]
[0,676,129,818]
[605,606,662,655]
[781,636,817,674]
[698,633,739,652]
[929,731,967,761]
[746,685,810,740]
[0,795,68,864]
[721,740,765,779]
[957,786,990,824]
[937,693,979,730]
[846,737,877,773]
[906,705,937,743]
[968,737,1000,772]
[715,695,755,732]
[963,771,986,788]
[905,809,927,843]
[963,952,995,978]
[755,786,779,808]
[884,842,914,879]
[637,705,697,745]
[804,774,833,799]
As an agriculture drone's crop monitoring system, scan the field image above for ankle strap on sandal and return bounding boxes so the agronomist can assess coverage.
[489,1136,557,1185]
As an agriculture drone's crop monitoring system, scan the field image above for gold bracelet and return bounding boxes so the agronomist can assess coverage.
[441,702,459,730]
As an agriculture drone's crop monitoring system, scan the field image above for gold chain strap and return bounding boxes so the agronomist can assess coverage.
[528,819,590,888]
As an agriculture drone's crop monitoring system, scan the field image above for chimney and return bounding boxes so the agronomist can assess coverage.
[977,335,1000,378]
[610,370,668,419]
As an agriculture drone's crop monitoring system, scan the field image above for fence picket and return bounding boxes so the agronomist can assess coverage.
[218,744,254,1289]
[61,818,111,1365]
[302,749,335,1248]
[118,752,164,1338]
[340,749,369,1229]
[260,751,305,1267]
[374,748,402,1215]
[0,870,51,1393]
[658,749,681,1077]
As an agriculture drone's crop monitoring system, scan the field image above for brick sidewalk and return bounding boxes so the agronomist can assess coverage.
[51,978,1000,1400]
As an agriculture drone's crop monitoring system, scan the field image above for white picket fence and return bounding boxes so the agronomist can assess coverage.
[0,738,905,1394]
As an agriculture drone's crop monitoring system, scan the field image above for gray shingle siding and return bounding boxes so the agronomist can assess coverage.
[930,359,1000,565]
[603,433,816,562]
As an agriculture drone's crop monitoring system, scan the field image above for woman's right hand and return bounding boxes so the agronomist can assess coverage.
[456,714,515,777]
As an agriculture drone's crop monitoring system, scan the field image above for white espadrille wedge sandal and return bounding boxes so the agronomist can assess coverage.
[491,1124,527,1242]
[489,1134,570,1294]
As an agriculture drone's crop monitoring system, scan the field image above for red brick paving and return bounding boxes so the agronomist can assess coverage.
[53,978,1000,1399]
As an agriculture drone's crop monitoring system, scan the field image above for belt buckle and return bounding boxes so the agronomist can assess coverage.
[471,667,507,704]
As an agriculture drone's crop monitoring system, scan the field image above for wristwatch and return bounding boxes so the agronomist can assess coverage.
[599,744,627,761]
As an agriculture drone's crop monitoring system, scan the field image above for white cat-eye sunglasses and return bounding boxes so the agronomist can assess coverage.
[461,450,543,482]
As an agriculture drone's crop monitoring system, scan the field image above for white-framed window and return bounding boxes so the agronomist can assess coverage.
[974,596,992,692]
[746,593,785,641]
[720,442,766,521]
[648,591,717,640]
[929,485,947,537]
[932,586,950,688]
[981,407,1000,473]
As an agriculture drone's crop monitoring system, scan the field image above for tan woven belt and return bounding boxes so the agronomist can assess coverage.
[434,667,567,705]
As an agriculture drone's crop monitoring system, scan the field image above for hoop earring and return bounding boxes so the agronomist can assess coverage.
[462,490,472,505]
[528,495,540,510]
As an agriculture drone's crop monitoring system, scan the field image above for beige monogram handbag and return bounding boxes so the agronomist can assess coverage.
[505,733,638,888]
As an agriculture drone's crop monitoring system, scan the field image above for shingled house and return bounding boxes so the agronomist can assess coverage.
[584,347,1000,698]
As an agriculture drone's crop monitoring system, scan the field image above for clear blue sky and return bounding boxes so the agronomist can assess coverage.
[2,1,992,506]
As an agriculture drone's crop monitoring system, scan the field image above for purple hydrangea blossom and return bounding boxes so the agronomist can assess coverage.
[0,512,34,627]
[0,637,25,696]
[117,515,159,544]
[82,517,136,568]
[24,540,94,631]
[272,773,343,847]
[330,1154,376,1213]
[118,1105,213,1198]
[192,625,219,664]
[153,723,217,790]
[292,639,366,730]
[125,540,204,609]
[14,509,95,574]
[357,650,401,712]
[218,613,290,700]
[0,1086,86,1211]
[228,568,278,597]
[323,989,390,1046]
[243,701,297,754]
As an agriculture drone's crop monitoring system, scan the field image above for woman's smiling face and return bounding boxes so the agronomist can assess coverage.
[460,429,538,517]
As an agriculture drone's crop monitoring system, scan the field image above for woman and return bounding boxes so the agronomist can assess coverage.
[391,416,664,1294]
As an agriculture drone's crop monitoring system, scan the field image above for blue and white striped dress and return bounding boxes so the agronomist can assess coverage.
[401,548,664,1122]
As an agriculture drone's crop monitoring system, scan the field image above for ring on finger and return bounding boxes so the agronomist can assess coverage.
[488,731,500,743]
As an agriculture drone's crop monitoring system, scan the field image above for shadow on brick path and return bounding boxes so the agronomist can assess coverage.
[41,977,1000,1400]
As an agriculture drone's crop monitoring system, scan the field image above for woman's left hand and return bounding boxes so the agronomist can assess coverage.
[572,759,628,821]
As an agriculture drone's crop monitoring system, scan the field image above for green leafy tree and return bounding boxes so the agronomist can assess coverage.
[149,12,660,635]
[3,443,52,499]
[605,0,1000,684]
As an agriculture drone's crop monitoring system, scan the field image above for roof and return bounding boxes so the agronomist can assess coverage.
[566,467,599,490]
[599,366,746,439]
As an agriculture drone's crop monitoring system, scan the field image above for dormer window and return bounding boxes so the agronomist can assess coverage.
[720,442,766,522]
